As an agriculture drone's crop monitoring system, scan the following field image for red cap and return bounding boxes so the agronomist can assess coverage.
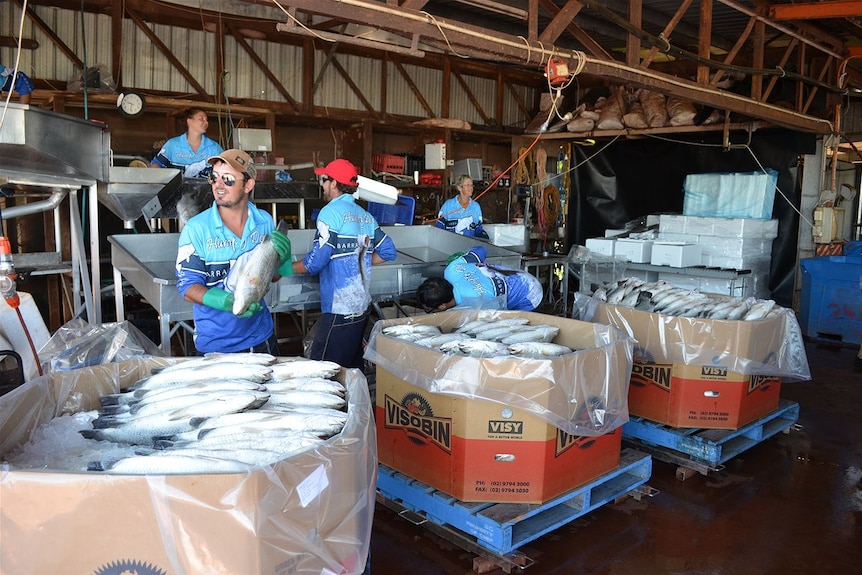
[314,159,359,186]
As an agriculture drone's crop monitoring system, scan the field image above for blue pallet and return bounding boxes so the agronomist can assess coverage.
[622,399,800,472]
[376,448,651,556]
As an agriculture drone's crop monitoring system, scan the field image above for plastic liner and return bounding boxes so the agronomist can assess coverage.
[0,358,375,575]
[364,309,634,436]
[38,318,166,375]
[573,293,811,381]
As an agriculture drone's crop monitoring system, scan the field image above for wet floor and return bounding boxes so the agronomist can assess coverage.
[367,342,862,574]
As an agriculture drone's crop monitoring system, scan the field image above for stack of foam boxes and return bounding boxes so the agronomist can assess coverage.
[657,215,778,298]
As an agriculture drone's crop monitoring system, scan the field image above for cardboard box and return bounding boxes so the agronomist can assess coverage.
[586,237,616,256]
[629,362,781,428]
[591,303,791,429]
[650,242,702,267]
[0,359,375,575]
[367,310,632,503]
[615,239,654,263]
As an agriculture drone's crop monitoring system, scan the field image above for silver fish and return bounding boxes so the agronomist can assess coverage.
[270,359,341,380]
[129,363,273,391]
[455,319,494,334]
[80,393,270,445]
[743,299,776,321]
[154,353,277,375]
[508,342,573,357]
[440,339,510,357]
[263,390,347,411]
[413,332,473,348]
[89,454,252,475]
[190,407,347,432]
[474,324,527,342]
[468,317,531,336]
[500,325,560,344]
[231,219,290,316]
[264,378,345,395]
[97,389,270,421]
[101,380,268,408]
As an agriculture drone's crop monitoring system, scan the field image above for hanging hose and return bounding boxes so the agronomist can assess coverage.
[14,306,42,377]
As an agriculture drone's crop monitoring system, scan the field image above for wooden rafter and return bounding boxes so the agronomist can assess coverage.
[641,0,695,68]
[126,8,212,101]
[226,21,300,113]
[12,0,82,68]
[710,14,757,86]
[392,60,436,117]
[452,68,490,124]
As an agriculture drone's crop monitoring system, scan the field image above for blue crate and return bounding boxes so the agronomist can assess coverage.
[845,241,862,257]
[800,255,862,345]
[376,448,651,556]
[622,399,800,473]
[367,194,415,225]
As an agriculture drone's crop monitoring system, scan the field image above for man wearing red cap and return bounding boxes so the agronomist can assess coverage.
[175,149,293,354]
[292,158,397,368]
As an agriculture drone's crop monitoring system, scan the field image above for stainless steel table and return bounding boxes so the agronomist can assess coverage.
[110,226,523,354]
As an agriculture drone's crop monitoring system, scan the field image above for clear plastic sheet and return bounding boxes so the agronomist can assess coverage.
[573,293,811,381]
[0,358,375,575]
[38,319,167,375]
[364,309,634,436]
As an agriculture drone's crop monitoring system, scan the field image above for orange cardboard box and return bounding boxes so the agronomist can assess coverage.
[0,359,375,575]
[592,302,788,429]
[630,361,781,428]
[377,367,622,503]
[368,310,633,504]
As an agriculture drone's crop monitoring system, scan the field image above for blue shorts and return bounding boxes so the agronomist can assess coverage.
[2,71,35,96]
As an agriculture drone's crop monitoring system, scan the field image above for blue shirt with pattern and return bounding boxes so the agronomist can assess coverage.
[175,203,275,352]
[444,246,543,311]
[152,134,223,178]
[436,196,486,237]
[302,193,396,315]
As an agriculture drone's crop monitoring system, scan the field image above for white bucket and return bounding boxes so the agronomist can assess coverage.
[0,292,51,383]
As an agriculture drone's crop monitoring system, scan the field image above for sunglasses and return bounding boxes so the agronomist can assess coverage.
[319,176,334,185]
[208,172,243,187]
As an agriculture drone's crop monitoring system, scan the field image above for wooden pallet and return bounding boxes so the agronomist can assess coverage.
[376,448,652,572]
[622,399,800,479]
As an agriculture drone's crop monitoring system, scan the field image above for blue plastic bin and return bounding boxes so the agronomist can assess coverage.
[800,256,862,345]
[367,194,415,225]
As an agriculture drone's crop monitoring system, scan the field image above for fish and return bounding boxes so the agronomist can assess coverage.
[413,332,473,348]
[500,325,560,344]
[153,353,276,375]
[382,324,442,341]
[264,378,345,395]
[231,219,291,316]
[357,233,370,284]
[100,380,268,408]
[455,319,494,334]
[89,454,252,475]
[188,407,347,433]
[468,317,531,337]
[157,429,331,453]
[128,363,273,392]
[263,390,347,411]
[743,299,776,321]
[270,359,341,380]
[508,342,573,357]
[80,393,270,445]
[95,389,270,421]
[473,324,527,342]
[439,338,510,357]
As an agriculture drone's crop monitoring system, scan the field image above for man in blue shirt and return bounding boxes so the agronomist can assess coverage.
[292,159,397,368]
[416,245,543,312]
[1,65,35,104]
[175,149,292,354]
[151,107,224,178]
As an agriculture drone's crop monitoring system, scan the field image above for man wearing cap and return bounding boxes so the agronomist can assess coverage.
[1,65,35,104]
[175,149,293,354]
[292,158,397,368]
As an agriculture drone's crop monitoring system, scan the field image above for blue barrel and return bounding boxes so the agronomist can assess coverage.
[800,256,862,345]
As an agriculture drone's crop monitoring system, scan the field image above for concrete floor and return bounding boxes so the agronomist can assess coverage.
[367,342,862,574]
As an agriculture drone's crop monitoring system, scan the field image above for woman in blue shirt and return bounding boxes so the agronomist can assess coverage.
[151,107,224,178]
[436,175,489,238]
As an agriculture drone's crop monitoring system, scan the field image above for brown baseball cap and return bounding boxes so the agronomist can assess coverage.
[207,149,257,179]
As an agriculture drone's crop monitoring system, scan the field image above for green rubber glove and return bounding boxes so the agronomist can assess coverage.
[201,288,263,318]
[270,230,294,277]
[446,251,466,265]
[202,287,234,312]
